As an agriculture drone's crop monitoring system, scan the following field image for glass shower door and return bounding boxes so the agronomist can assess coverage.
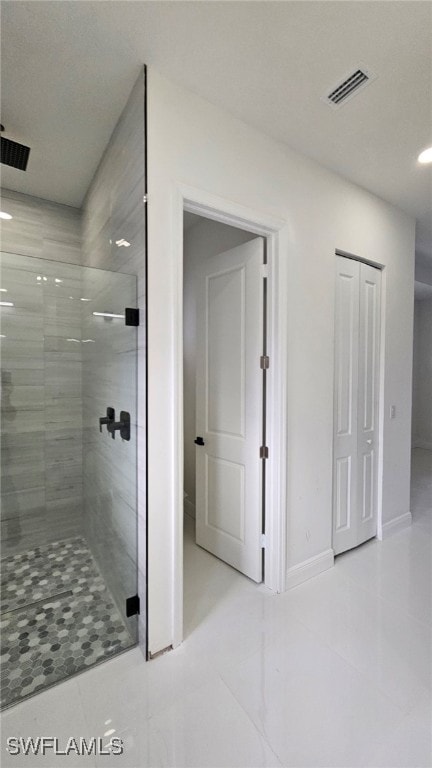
[0,252,138,709]
[81,263,138,641]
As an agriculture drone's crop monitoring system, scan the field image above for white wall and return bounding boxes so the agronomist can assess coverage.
[183,217,256,515]
[412,297,432,450]
[415,260,432,287]
[147,69,415,655]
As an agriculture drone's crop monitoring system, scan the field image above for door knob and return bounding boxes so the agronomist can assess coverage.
[194,436,205,446]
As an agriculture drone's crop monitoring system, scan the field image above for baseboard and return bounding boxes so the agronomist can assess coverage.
[285,548,334,590]
[184,497,196,520]
[412,439,432,451]
[379,511,412,540]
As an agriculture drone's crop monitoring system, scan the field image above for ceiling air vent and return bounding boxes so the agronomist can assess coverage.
[1,136,31,171]
[324,66,376,109]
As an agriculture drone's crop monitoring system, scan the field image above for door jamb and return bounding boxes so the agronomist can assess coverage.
[173,183,288,647]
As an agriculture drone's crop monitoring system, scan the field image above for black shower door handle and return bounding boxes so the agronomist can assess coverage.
[194,436,205,446]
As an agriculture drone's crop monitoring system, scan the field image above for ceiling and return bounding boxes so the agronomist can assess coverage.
[1,1,431,262]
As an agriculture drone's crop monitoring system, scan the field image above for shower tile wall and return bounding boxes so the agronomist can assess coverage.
[0,190,82,266]
[81,69,146,644]
[0,192,83,557]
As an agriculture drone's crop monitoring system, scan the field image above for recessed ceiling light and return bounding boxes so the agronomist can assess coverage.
[0,301,14,307]
[0,288,7,292]
[418,146,432,164]
[0,211,13,220]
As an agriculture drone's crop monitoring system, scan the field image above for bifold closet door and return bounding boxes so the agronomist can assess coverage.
[333,256,381,555]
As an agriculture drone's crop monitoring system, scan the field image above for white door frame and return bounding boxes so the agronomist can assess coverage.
[333,249,386,547]
[172,183,288,646]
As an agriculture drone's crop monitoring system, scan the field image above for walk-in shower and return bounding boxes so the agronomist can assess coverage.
[0,251,138,708]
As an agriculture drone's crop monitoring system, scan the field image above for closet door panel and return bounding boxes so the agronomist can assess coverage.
[357,262,381,543]
[333,257,360,554]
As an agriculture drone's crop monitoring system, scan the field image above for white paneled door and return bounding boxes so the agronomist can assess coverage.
[333,256,381,555]
[195,238,264,582]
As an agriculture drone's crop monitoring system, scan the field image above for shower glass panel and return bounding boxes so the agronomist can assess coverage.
[0,251,138,709]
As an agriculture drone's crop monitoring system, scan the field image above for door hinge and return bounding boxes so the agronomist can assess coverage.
[143,195,148,204]
[260,355,270,369]
[126,594,140,617]
[260,534,267,548]
[259,446,269,459]
[262,263,269,278]
[125,308,140,326]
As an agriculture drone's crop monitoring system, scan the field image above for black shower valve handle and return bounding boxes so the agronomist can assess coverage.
[99,407,115,432]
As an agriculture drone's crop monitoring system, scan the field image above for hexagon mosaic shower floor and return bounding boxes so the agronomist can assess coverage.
[0,537,134,709]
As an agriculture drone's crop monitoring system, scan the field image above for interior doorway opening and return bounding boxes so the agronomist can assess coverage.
[182,211,266,637]
[168,187,286,650]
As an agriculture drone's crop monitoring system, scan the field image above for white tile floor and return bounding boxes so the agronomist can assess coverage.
[1,449,431,768]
